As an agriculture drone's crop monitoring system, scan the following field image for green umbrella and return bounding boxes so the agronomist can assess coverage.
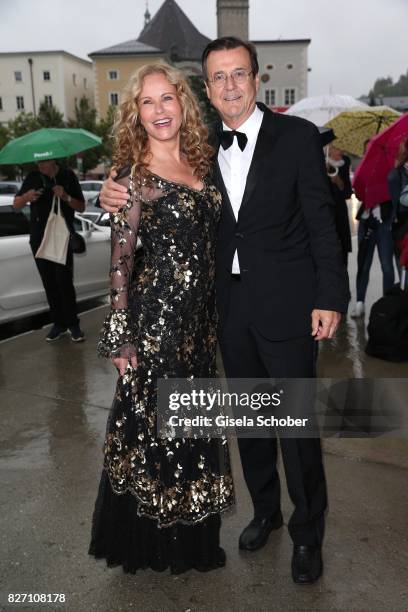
[0,128,102,165]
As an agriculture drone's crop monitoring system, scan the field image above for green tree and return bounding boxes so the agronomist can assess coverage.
[369,76,393,97]
[37,101,65,127]
[367,70,408,98]
[68,96,97,132]
[4,113,41,178]
[0,124,14,179]
[96,105,117,169]
[0,124,9,149]
[188,75,219,127]
[67,96,100,175]
[368,92,376,106]
[392,70,408,95]
[7,112,40,138]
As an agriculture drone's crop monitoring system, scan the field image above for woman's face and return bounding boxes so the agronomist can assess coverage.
[137,73,183,144]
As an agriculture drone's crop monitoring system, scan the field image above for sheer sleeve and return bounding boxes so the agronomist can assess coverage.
[97,169,142,359]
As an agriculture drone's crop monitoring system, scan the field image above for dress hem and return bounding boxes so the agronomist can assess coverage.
[103,466,235,528]
[87,547,227,575]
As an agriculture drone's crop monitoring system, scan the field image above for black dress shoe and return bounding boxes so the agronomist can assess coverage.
[239,512,283,551]
[291,545,323,584]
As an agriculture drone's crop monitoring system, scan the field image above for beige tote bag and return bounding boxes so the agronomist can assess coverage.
[35,196,70,265]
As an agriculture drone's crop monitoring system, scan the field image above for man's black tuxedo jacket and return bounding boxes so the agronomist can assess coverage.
[211,103,350,341]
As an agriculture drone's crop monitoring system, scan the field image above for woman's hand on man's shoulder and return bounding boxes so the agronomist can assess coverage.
[100,170,130,214]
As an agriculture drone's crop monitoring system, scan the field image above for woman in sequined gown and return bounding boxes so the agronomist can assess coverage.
[88,63,234,574]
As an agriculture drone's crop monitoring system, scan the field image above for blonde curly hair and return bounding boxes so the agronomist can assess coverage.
[112,62,214,181]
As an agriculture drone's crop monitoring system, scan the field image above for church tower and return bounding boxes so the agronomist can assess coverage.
[217,0,249,40]
[144,1,151,27]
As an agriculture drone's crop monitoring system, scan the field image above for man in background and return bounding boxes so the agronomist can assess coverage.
[13,159,85,342]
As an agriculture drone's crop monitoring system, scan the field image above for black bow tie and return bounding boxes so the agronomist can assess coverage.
[220,130,248,152]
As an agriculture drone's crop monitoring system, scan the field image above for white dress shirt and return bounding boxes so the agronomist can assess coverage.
[218,105,264,273]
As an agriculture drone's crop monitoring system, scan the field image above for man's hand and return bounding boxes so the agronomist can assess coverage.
[52,185,69,200]
[100,171,130,213]
[13,188,42,211]
[111,354,138,376]
[311,309,341,341]
[25,188,43,202]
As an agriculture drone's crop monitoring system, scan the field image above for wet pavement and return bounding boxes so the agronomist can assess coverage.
[0,298,107,342]
[1,227,408,611]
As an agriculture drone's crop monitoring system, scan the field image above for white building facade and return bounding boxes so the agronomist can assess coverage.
[254,40,310,110]
[215,0,310,112]
[0,51,94,124]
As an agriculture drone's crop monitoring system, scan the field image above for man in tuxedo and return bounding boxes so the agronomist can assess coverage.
[98,37,349,584]
[203,36,349,584]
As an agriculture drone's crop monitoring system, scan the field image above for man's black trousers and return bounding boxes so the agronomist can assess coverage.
[219,277,327,547]
[31,245,79,329]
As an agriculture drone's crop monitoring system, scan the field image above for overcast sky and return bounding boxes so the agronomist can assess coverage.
[0,0,406,98]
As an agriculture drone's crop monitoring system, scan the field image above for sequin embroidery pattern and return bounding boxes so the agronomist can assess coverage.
[97,168,234,527]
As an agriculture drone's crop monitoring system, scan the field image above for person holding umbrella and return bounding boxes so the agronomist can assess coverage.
[388,137,408,279]
[13,158,86,341]
[326,144,352,267]
[351,140,395,318]
[351,113,408,317]
[325,106,401,159]
[0,127,100,341]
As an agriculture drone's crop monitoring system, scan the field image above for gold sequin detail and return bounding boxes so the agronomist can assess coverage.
[97,168,234,527]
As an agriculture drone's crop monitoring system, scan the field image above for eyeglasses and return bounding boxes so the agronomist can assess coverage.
[208,69,253,87]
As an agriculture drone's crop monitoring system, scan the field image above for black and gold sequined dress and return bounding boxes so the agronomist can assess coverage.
[88,167,234,574]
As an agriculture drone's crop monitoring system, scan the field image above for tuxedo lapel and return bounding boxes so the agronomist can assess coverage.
[214,161,236,222]
[210,122,236,223]
[238,109,275,219]
[211,106,277,223]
